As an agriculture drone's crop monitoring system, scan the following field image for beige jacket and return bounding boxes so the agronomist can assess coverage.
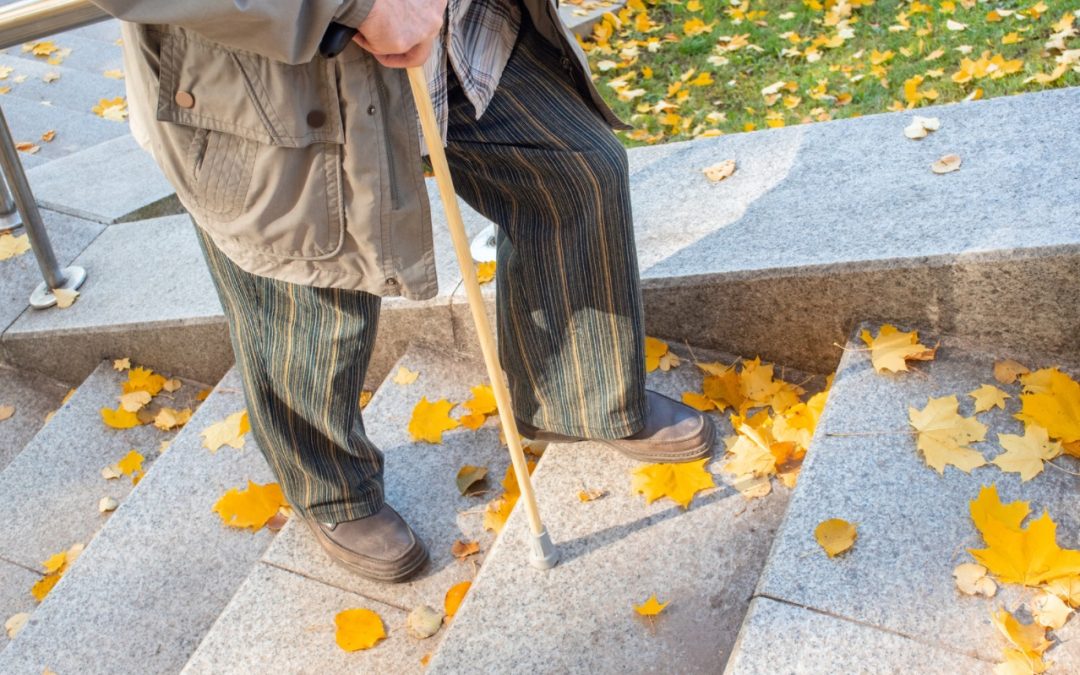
[94,0,618,299]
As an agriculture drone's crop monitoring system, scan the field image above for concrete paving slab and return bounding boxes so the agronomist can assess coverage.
[751,323,1080,664]
[3,33,124,76]
[0,209,103,337]
[2,214,231,385]
[0,364,69,471]
[26,134,181,224]
[0,53,126,116]
[430,345,803,674]
[263,345,509,612]
[0,94,130,169]
[725,597,992,674]
[182,563,429,675]
[0,360,206,571]
[0,369,279,675]
[0,558,40,646]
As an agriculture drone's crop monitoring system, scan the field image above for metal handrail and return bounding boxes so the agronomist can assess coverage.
[0,0,110,308]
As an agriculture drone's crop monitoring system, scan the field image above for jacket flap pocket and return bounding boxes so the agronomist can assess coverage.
[156,32,344,148]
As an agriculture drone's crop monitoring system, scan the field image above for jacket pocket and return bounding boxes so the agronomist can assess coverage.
[154,30,346,261]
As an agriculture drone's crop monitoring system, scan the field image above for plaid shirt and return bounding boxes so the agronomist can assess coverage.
[423,0,521,146]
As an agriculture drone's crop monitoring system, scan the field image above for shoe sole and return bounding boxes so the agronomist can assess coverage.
[520,416,716,464]
[305,519,430,584]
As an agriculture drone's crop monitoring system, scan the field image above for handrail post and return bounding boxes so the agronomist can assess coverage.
[0,105,86,308]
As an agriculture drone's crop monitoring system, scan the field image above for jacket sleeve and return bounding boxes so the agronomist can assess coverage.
[89,0,375,64]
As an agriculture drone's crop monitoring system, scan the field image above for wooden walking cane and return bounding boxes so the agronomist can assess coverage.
[405,66,559,570]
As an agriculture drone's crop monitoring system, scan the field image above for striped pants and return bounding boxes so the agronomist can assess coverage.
[194,22,646,523]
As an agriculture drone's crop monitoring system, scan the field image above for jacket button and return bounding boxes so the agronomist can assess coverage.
[560,56,572,71]
[174,91,195,109]
[367,105,377,115]
[307,110,327,128]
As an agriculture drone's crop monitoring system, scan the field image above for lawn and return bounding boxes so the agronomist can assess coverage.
[575,0,1080,145]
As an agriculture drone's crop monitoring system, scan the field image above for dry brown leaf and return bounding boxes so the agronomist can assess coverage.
[41,130,56,143]
[0,405,13,421]
[578,488,606,502]
[953,562,997,597]
[451,540,480,560]
[995,359,1031,384]
[931,154,962,174]
[703,159,736,182]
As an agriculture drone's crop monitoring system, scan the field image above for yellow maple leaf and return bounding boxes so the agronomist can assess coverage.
[482,495,513,533]
[992,608,1051,661]
[1030,591,1072,630]
[408,397,460,443]
[1020,368,1056,395]
[30,573,61,602]
[815,518,857,557]
[1018,368,1080,445]
[153,407,191,431]
[681,391,716,412]
[201,411,250,452]
[476,261,496,284]
[0,233,31,260]
[634,594,669,616]
[115,450,144,477]
[860,324,937,374]
[122,367,166,396]
[953,563,997,597]
[358,390,373,409]
[739,357,783,406]
[971,384,1010,413]
[444,581,471,617]
[1044,575,1080,608]
[100,406,140,429]
[91,96,128,121]
[119,390,151,412]
[992,427,1062,481]
[702,367,743,412]
[994,359,1030,385]
[722,424,777,478]
[631,458,715,509]
[968,485,1080,586]
[334,608,386,652]
[463,384,497,416]
[908,395,987,474]
[644,336,680,372]
[212,481,286,531]
[459,412,487,431]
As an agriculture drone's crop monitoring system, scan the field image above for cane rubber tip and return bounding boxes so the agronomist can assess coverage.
[528,527,559,570]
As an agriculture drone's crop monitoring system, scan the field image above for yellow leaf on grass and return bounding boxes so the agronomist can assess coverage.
[631,458,715,509]
[1018,368,1080,445]
[201,411,250,452]
[968,485,1080,586]
[995,359,1030,384]
[444,581,471,618]
[408,398,460,443]
[815,518,857,557]
[971,384,1010,413]
[860,324,936,373]
[213,481,286,531]
[115,450,143,477]
[123,367,166,396]
[476,261,496,284]
[992,427,1062,481]
[334,608,386,651]
[100,406,140,429]
[392,366,419,385]
[463,384,496,416]
[634,594,669,616]
[908,395,988,474]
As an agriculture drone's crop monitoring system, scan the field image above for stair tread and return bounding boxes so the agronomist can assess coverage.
[732,323,1080,670]
[0,94,129,169]
[0,365,69,472]
[0,369,277,675]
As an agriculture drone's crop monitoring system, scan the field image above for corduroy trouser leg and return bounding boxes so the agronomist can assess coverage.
[192,21,646,523]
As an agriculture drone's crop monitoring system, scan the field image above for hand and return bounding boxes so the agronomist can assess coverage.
[353,0,447,68]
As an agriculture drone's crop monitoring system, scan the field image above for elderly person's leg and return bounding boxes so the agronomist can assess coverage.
[444,21,712,461]
[193,225,427,582]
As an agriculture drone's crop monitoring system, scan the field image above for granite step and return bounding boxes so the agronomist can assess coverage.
[725,323,1080,672]
[0,52,126,118]
[0,93,128,170]
[0,364,70,472]
[0,360,206,642]
[0,368,280,675]
[428,344,821,674]
[182,344,513,673]
[1,32,124,77]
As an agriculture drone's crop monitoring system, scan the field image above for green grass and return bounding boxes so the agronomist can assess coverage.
[578,0,1080,145]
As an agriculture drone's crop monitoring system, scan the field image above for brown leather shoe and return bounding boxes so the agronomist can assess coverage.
[305,504,428,583]
[517,390,715,463]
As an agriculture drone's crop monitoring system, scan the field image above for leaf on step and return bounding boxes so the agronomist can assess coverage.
[578,488,606,502]
[444,581,471,618]
[953,563,997,597]
[931,154,962,174]
[476,261,496,284]
[722,424,777,479]
[681,391,716,412]
[42,71,60,83]
[119,390,151,412]
[0,233,31,260]
[815,518,857,557]
[115,450,144,480]
[334,608,386,651]
[41,130,56,143]
[99,496,118,513]
[110,356,128,371]
[1017,368,1080,446]
[455,465,488,496]
[992,608,1051,669]
[103,69,124,79]
[451,540,480,560]
[100,406,140,429]
[31,543,83,602]
[860,324,936,374]
[995,359,1030,384]
[195,388,212,402]
[968,485,1080,586]
[634,594,670,616]
[53,288,78,308]
[162,378,182,393]
[631,458,715,509]
[406,605,444,640]
[4,612,28,639]
[392,366,419,385]
[908,395,988,474]
[91,96,128,121]
[212,481,286,532]
[0,405,13,421]
[1030,591,1072,630]
[645,337,680,373]
[992,427,1061,481]
[408,398,460,444]
[970,384,1010,413]
[463,384,497,416]
[153,407,191,431]
[123,367,167,396]
[358,390,373,409]
[30,573,60,602]
[482,496,513,533]
[23,41,58,57]
[201,411,250,452]
[459,412,487,431]
[1044,575,1080,608]
[15,142,40,155]
[702,159,736,182]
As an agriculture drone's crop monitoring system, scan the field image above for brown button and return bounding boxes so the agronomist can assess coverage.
[174,91,195,109]
[307,110,327,128]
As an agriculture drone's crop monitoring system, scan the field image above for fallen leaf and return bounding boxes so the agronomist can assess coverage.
[99,496,118,513]
[15,142,40,155]
[30,574,60,602]
[645,336,681,372]
[992,608,1051,661]
[578,488,606,502]
[703,159,736,182]
[476,261,496,284]
[904,115,941,139]
[992,427,1062,481]
[196,388,212,402]
[91,96,128,121]
[408,398,460,443]
[334,608,386,651]
[631,458,715,509]
[634,594,669,616]
[53,288,78,308]
[954,562,997,597]
[455,465,488,496]
[42,71,60,83]
[815,518,857,557]
[1030,591,1072,630]
[162,378,182,393]
[4,612,28,639]
[358,390,373,409]
[103,69,124,79]
[201,411,250,452]
[908,395,988,474]
[41,130,56,143]
[113,357,131,371]
[212,481,286,531]
[681,391,716,412]
[100,406,140,429]
[0,233,31,260]
[100,465,121,480]
[860,324,937,373]
[995,359,1031,384]
[722,424,777,478]
[932,154,962,174]
[393,366,419,385]
[153,407,191,431]
[0,405,13,421]
[119,390,151,412]
[459,412,487,430]
[115,450,144,477]
[123,367,166,396]
[1044,575,1080,608]
[970,385,1009,413]
[482,496,513,533]
[1018,368,1080,446]
[463,384,497,416]
[451,540,480,559]
[406,605,444,639]
[444,581,471,618]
